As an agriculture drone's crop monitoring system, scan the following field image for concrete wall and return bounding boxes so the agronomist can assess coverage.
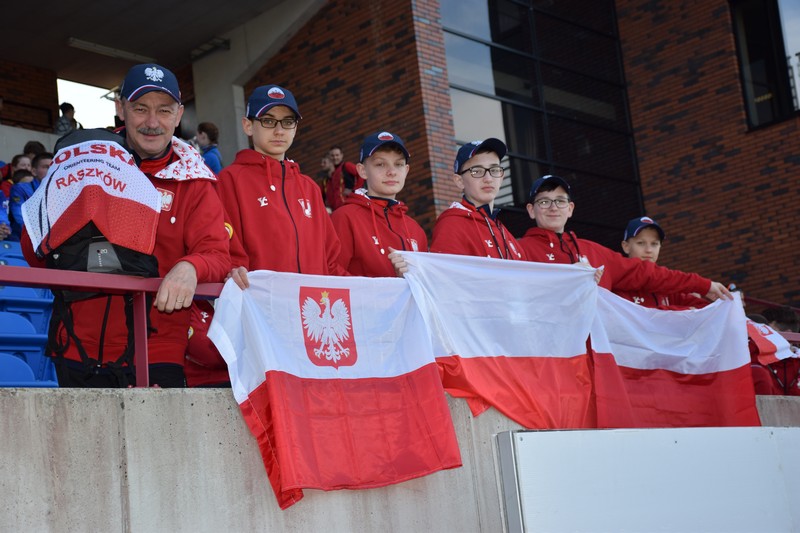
[0,389,522,532]
[1,389,796,532]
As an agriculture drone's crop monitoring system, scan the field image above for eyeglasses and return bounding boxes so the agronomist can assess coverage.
[533,198,570,209]
[252,117,298,129]
[460,165,505,178]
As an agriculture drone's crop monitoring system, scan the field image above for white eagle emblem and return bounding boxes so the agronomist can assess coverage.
[302,291,352,363]
[145,67,164,82]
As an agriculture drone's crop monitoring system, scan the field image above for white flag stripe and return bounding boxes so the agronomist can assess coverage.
[592,289,749,374]
[209,270,436,402]
[401,251,598,358]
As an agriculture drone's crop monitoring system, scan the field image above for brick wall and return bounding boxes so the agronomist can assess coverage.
[245,0,455,234]
[0,60,58,132]
[616,0,800,306]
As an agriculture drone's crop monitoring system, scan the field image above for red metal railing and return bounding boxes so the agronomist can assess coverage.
[0,265,223,386]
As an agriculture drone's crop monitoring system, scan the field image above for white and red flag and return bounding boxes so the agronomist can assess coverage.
[21,139,161,255]
[590,289,759,427]
[401,252,760,429]
[401,251,620,429]
[747,320,797,365]
[208,270,461,510]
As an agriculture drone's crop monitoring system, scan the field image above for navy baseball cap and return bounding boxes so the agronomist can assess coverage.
[624,216,665,241]
[529,175,572,201]
[120,64,181,104]
[453,138,506,174]
[359,131,410,162]
[246,84,302,119]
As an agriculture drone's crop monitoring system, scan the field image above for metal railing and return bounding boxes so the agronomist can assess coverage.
[0,265,223,387]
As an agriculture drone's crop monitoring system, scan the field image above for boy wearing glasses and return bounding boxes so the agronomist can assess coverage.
[216,84,347,282]
[429,138,526,260]
[520,174,732,303]
[331,131,428,277]
[185,84,349,386]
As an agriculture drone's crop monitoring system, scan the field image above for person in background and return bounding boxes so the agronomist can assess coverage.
[54,102,82,137]
[1,154,31,198]
[326,145,362,211]
[196,122,223,174]
[762,306,800,333]
[9,152,52,241]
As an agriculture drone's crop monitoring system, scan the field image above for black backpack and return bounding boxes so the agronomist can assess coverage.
[46,222,160,385]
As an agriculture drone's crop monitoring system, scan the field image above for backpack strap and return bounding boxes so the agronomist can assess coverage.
[48,291,155,387]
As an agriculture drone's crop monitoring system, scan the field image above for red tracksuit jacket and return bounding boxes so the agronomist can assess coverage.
[330,190,428,277]
[431,199,526,260]
[518,227,712,305]
[216,149,347,275]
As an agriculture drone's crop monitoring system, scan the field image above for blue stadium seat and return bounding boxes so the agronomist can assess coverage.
[0,311,57,386]
[0,351,40,386]
[0,284,53,334]
[0,241,23,257]
[0,256,28,267]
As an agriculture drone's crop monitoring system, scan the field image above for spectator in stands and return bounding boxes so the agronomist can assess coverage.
[331,131,428,277]
[1,154,31,198]
[429,138,525,260]
[0,203,9,240]
[763,307,800,333]
[196,122,223,174]
[518,175,732,304]
[23,140,46,161]
[615,216,709,309]
[54,102,82,137]
[9,152,52,241]
[21,63,232,388]
[319,153,335,212]
[325,145,362,211]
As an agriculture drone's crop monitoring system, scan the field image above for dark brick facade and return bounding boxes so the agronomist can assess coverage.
[0,60,58,132]
[245,0,455,233]
[616,0,800,306]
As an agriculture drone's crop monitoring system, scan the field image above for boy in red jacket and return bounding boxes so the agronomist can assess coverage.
[330,131,427,277]
[429,138,525,260]
[218,84,348,285]
[518,174,731,303]
[615,216,708,309]
[185,84,349,386]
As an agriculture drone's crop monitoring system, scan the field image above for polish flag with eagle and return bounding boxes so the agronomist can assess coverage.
[208,270,461,510]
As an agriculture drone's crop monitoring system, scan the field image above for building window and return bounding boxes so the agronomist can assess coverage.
[731,0,800,128]
[441,0,641,245]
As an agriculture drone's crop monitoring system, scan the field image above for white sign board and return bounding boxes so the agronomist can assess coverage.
[496,427,800,532]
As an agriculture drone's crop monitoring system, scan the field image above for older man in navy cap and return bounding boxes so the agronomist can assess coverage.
[21,64,232,388]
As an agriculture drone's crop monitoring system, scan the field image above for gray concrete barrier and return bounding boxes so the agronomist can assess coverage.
[0,390,796,532]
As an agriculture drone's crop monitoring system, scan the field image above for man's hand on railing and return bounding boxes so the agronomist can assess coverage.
[154,260,197,312]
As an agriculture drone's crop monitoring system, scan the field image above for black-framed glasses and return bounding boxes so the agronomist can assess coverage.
[533,198,571,209]
[251,117,298,129]
[460,165,505,178]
